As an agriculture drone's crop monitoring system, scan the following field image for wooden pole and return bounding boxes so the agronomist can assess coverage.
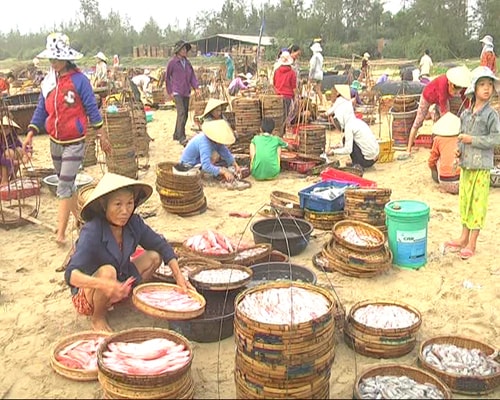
[0,207,57,233]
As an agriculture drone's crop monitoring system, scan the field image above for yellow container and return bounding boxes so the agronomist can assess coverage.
[378,140,394,163]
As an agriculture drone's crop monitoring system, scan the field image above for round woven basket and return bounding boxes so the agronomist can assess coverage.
[418,335,500,395]
[182,241,237,263]
[132,283,206,320]
[233,243,273,266]
[270,190,305,218]
[353,364,452,399]
[97,327,194,399]
[50,331,111,381]
[76,183,97,225]
[188,264,253,291]
[304,209,344,231]
[332,220,386,253]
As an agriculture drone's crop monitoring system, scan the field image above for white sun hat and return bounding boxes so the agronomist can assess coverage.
[37,32,83,60]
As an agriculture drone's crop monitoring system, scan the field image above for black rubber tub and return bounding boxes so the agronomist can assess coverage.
[250,217,314,256]
[247,262,317,288]
[168,290,240,343]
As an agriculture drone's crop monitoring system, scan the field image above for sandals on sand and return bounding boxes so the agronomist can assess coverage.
[444,241,462,253]
[460,248,475,260]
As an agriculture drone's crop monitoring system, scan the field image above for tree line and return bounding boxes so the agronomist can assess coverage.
[0,0,498,63]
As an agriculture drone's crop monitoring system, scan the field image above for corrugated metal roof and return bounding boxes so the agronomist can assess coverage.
[188,34,275,46]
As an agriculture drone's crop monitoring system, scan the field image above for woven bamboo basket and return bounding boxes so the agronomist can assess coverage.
[344,299,422,359]
[156,184,204,201]
[76,182,97,225]
[304,209,344,231]
[153,256,222,283]
[222,111,236,130]
[312,251,336,273]
[182,240,236,263]
[418,335,500,395]
[233,243,273,266]
[332,220,386,252]
[97,328,194,399]
[83,129,98,167]
[260,94,284,135]
[232,97,262,134]
[160,196,207,216]
[132,283,206,320]
[50,331,111,381]
[353,364,452,399]
[234,281,336,399]
[188,264,253,291]
[269,190,304,218]
[390,109,417,148]
[130,103,150,157]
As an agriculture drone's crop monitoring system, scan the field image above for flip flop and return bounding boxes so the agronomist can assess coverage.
[396,153,411,161]
[459,248,475,260]
[444,241,463,252]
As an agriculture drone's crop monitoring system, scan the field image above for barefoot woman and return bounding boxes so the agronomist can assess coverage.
[64,173,193,331]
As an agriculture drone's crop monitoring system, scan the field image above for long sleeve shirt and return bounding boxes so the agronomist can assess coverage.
[309,53,324,81]
[180,133,235,177]
[332,116,380,161]
[422,75,467,115]
[273,65,297,99]
[480,51,497,74]
[64,215,177,295]
[428,136,460,178]
[165,55,199,97]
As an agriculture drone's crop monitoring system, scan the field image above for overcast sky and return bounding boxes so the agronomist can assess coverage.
[1,0,402,35]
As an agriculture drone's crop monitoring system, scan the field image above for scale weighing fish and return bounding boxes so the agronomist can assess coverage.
[136,289,202,312]
[102,337,190,375]
[192,268,250,284]
[55,336,107,370]
[237,287,329,324]
[422,343,500,376]
[353,304,419,329]
[358,375,445,399]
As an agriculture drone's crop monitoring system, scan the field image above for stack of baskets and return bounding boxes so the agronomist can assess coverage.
[390,95,418,148]
[103,108,138,179]
[156,162,207,216]
[232,97,262,135]
[130,102,150,158]
[260,94,284,135]
[295,125,326,157]
[190,98,208,124]
[82,129,98,167]
[234,282,336,399]
[304,208,344,231]
[222,111,236,130]
[344,300,422,359]
[344,188,392,236]
[320,220,392,278]
[97,328,195,399]
[152,89,166,105]
[270,190,304,218]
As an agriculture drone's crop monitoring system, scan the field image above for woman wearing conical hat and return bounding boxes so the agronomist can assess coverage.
[65,173,193,332]
[1,116,29,186]
[93,51,108,88]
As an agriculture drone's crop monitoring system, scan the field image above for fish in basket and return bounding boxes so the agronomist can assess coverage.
[418,335,500,395]
[132,283,206,320]
[50,331,111,381]
[332,220,386,252]
[188,264,253,292]
[183,230,237,262]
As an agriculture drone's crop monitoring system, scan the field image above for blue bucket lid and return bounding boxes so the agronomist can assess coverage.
[385,200,430,217]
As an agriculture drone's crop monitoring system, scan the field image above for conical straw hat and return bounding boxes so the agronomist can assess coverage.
[334,84,351,100]
[201,99,228,119]
[432,112,460,136]
[80,173,153,222]
[445,66,471,89]
[202,119,235,145]
[1,116,21,130]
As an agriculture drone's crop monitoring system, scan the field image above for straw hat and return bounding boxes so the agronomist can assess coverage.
[202,119,235,145]
[80,173,153,222]
[445,66,471,89]
[432,112,460,137]
[334,84,351,100]
[37,32,83,60]
[94,51,107,62]
[174,40,192,54]
[1,116,21,130]
[465,66,499,97]
[363,52,370,59]
[201,99,229,119]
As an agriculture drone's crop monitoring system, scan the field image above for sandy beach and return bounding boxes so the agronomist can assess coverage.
[0,105,499,399]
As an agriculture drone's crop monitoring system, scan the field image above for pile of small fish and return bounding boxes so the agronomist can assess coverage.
[358,375,445,399]
[310,186,346,201]
[192,268,250,285]
[155,262,193,280]
[185,230,235,255]
[234,246,269,262]
[422,343,500,376]
[55,336,107,370]
[339,226,380,246]
[353,304,419,329]
[237,287,329,324]
[136,288,202,312]
[102,338,190,375]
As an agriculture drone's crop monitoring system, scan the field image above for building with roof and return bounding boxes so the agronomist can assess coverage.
[187,34,276,56]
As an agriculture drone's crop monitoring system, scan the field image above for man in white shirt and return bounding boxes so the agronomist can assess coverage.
[419,49,433,78]
[326,85,379,168]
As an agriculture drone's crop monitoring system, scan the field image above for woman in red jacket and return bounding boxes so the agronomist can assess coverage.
[404,66,471,157]
[273,51,298,136]
[23,33,111,245]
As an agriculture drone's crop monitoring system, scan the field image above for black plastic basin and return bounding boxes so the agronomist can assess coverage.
[248,262,317,288]
[250,217,314,256]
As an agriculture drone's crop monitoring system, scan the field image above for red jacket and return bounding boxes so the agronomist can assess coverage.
[30,69,103,143]
[422,75,468,115]
[273,65,296,99]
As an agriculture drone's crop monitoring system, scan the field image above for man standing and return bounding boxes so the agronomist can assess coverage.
[419,49,433,79]
[166,40,200,145]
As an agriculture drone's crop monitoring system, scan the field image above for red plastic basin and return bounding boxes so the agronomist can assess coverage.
[320,167,377,188]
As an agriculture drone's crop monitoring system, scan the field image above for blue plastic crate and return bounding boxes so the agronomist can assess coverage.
[298,180,358,212]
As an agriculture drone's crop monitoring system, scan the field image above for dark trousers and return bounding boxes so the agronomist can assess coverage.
[343,137,376,168]
[173,95,190,141]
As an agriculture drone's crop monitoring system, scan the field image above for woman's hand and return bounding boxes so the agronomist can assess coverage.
[100,277,134,303]
[98,130,112,155]
[457,134,472,144]
[220,167,235,182]
[22,130,34,153]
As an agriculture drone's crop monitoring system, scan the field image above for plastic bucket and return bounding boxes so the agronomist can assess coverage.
[385,200,430,269]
